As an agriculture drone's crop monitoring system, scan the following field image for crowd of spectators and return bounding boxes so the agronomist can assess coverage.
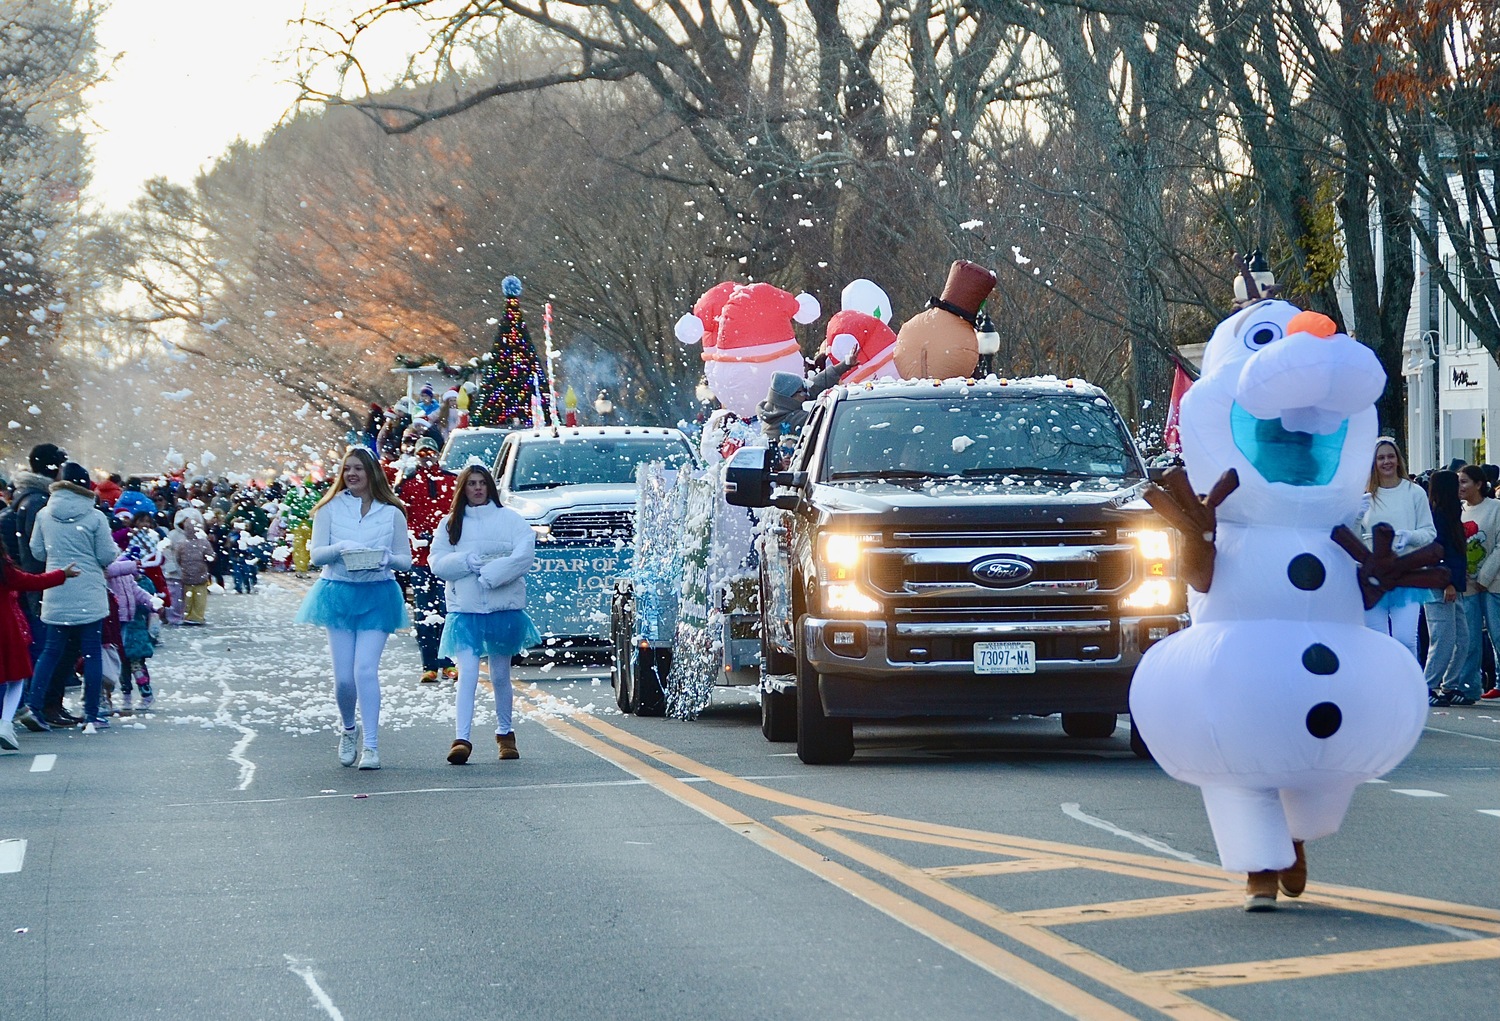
[0,441,327,747]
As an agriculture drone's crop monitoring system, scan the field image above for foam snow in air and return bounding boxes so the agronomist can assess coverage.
[140,577,610,749]
[952,435,975,453]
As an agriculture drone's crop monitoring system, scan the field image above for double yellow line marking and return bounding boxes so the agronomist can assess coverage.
[519,687,1500,1020]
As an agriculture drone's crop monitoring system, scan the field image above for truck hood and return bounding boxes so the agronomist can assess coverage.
[505,483,637,522]
[810,477,1150,526]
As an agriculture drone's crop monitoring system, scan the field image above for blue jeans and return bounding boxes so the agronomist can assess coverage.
[409,566,451,671]
[1456,592,1500,699]
[1424,598,1470,694]
[232,558,255,593]
[28,620,105,721]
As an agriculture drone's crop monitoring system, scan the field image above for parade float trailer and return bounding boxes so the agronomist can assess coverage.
[609,452,764,717]
[725,376,1186,764]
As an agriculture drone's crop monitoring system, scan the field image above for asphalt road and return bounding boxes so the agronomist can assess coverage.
[2,576,1495,1020]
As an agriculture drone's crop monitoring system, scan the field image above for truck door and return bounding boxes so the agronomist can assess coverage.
[763,405,825,656]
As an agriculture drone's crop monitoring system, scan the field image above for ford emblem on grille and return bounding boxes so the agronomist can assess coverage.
[971,555,1035,587]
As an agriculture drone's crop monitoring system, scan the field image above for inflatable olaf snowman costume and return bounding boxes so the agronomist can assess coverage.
[1130,298,1431,909]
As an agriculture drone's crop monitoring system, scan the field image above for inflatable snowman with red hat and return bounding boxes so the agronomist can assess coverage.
[677,281,820,417]
[826,279,901,384]
[1129,268,1441,911]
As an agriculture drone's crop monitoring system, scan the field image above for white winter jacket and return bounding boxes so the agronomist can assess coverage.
[308,491,413,583]
[1360,479,1437,553]
[430,502,535,614]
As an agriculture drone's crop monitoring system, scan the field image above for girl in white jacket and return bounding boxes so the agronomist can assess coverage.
[1359,438,1437,657]
[294,447,413,770]
[430,465,538,764]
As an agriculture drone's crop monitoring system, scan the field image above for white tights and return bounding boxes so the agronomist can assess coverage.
[1363,601,1422,660]
[328,628,388,749]
[1,679,21,723]
[452,649,513,742]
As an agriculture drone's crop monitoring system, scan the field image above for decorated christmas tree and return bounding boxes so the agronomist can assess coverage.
[471,275,551,427]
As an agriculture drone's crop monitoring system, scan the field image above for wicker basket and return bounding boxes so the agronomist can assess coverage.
[340,547,385,572]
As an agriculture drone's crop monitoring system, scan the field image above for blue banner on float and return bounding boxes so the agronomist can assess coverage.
[528,546,631,641]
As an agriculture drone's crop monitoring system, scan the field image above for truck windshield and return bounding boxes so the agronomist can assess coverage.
[823,395,1142,482]
[511,437,693,490]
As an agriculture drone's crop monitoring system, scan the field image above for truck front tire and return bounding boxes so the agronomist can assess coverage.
[1128,715,1153,760]
[761,685,796,742]
[795,616,854,764]
[1061,712,1118,740]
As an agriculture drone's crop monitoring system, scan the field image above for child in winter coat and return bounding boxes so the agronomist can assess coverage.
[168,508,213,624]
[107,556,158,711]
[0,547,78,749]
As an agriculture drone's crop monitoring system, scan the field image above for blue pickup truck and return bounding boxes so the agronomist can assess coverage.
[492,426,697,659]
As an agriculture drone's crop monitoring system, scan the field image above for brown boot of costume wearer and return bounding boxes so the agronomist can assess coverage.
[497,732,519,760]
[1245,870,1279,912]
[1279,840,1307,898]
[447,739,472,765]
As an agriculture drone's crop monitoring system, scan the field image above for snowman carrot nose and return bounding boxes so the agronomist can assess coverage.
[1286,311,1337,338]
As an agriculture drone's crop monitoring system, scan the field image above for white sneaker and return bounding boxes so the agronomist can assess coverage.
[338,724,361,767]
[357,746,380,770]
[0,720,18,751]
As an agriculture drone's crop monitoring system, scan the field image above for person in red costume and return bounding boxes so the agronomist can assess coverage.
[0,547,79,750]
[396,437,458,683]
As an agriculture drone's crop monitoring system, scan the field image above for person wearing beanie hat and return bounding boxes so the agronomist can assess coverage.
[167,507,213,625]
[418,383,440,418]
[28,443,67,478]
[24,463,119,729]
[5,445,68,730]
[756,356,855,454]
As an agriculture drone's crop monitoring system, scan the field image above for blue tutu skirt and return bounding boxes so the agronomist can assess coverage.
[295,579,409,633]
[1382,586,1433,612]
[439,610,541,660]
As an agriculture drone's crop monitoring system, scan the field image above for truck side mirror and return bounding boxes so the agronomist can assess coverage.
[724,446,774,507]
[770,469,807,510]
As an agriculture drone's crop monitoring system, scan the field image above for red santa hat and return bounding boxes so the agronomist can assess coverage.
[827,309,900,384]
[674,280,740,352]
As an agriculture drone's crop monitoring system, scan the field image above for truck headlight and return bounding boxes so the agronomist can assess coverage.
[531,524,551,542]
[1122,578,1175,609]
[819,532,881,585]
[824,582,881,615]
[1125,528,1173,560]
[822,533,865,568]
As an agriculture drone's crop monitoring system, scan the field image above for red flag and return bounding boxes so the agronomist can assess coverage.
[1162,365,1193,452]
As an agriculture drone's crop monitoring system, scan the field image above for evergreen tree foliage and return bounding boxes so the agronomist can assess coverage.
[471,275,550,427]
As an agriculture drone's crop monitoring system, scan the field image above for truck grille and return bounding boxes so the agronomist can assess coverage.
[548,511,633,545]
[866,546,1133,595]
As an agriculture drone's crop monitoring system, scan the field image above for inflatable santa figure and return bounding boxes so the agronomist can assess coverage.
[678,281,820,418]
[826,278,901,384]
[1130,271,1445,911]
[892,260,996,380]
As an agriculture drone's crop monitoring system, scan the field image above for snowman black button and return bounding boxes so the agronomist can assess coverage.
[1302,643,1339,674]
[1306,702,1342,738]
[1287,554,1326,591]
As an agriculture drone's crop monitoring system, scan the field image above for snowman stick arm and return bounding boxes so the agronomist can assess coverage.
[1331,525,1451,610]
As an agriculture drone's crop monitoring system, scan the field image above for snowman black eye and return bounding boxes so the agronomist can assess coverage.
[1243,321,1283,351]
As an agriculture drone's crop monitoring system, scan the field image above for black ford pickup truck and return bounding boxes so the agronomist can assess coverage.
[725,377,1187,764]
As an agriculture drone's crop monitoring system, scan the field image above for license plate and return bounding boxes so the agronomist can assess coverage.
[973,641,1036,674]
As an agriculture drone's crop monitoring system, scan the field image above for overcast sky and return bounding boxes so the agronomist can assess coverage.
[87,1,412,211]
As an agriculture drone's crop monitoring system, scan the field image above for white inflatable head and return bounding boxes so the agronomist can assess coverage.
[1180,305,1385,528]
